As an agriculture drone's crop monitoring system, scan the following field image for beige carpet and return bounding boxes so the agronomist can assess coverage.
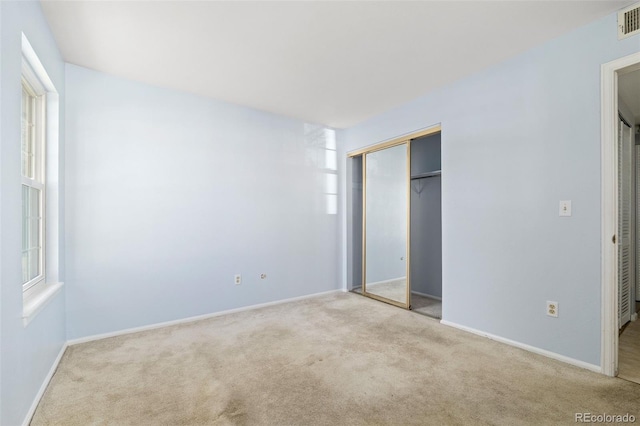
[410,293,442,319]
[32,292,639,425]
[619,315,640,384]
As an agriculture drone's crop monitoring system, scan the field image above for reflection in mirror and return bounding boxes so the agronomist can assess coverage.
[364,143,408,306]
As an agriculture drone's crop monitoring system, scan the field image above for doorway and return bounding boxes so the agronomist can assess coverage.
[617,65,640,383]
[601,51,640,378]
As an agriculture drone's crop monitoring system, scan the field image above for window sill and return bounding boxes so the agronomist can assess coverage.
[23,282,64,327]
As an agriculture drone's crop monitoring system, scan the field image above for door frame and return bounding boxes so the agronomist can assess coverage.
[601,52,640,377]
[347,124,441,309]
[361,142,411,309]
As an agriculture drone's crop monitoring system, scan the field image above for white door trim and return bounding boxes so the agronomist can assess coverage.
[601,51,640,377]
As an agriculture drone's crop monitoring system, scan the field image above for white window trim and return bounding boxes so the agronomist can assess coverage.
[21,33,63,327]
[21,75,46,293]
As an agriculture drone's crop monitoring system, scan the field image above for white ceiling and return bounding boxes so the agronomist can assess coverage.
[41,0,635,128]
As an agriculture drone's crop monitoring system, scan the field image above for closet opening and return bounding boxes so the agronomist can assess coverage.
[346,126,442,319]
[409,132,442,319]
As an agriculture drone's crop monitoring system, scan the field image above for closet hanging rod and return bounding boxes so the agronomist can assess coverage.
[411,170,441,180]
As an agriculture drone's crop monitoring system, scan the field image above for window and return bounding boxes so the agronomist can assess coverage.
[21,33,63,326]
[21,72,45,293]
[304,124,338,215]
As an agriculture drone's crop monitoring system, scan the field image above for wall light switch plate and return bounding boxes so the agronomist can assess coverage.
[559,200,571,217]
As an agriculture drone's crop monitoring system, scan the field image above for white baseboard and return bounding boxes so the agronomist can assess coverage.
[411,290,441,301]
[67,289,343,346]
[22,342,68,426]
[440,320,601,374]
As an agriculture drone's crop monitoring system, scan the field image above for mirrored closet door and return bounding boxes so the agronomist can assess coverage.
[363,143,410,308]
[348,125,442,313]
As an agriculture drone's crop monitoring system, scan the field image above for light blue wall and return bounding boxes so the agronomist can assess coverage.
[0,2,66,425]
[340,12,639,366]
[65,65,339,340]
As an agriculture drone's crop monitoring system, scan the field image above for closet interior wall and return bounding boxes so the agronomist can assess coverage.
[348,156,363,291]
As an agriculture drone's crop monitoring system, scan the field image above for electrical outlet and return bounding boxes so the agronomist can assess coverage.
[559,200,572,217]
[546,301,558,317]
[260,273,267,280]
[234,274,241,285]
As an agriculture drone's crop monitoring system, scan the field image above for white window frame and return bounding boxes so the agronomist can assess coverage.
[21,68,46,294]
[21,33,63,326]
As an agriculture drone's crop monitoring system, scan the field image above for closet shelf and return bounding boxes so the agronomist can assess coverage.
[411,170,441,180]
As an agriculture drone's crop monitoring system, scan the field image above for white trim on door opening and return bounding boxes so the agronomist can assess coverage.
[601,51,640,377]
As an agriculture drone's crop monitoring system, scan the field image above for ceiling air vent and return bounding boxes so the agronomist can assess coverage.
[619,2,640,39]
